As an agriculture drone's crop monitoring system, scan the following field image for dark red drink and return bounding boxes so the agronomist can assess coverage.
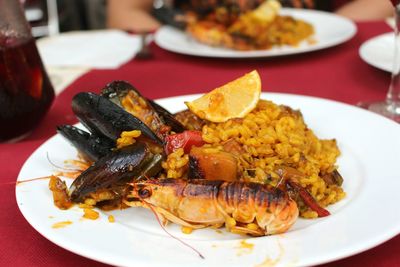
[391,0,400,6]
[0,37,54,141]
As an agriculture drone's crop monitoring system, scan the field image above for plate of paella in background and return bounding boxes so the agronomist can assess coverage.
[154,8,357,58]
[16,92,400,267]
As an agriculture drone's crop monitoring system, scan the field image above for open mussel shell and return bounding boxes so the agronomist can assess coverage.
[101,80,185,134]
[72,92,163,145]
[69,142,163,202]
[101,80,134,106]
[57,125,114,162]
[147,99,185,133]
[101,81,166,136]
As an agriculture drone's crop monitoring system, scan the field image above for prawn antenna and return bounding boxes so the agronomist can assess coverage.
[1,181,20,186]
[5,175,59,187]
[15,176,53,185]
[46,152,78,171]
[141,198,205,259]
[275,175,285,188]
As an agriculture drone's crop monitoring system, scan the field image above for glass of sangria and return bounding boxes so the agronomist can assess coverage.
[0,0,55,142]
[358,0,400,123]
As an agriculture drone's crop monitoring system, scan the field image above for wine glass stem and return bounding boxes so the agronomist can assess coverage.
[387,5,400,113]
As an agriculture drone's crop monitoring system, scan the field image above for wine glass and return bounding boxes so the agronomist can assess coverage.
[358,0,400,123]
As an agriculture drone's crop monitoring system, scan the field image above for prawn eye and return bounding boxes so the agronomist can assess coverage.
[138,188,151,198]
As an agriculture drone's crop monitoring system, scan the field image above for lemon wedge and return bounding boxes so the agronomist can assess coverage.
[252,0,281,23]
[185,70,261,122]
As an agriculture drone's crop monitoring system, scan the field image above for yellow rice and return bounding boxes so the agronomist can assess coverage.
[164,100,345,218]
[116,130,141,149]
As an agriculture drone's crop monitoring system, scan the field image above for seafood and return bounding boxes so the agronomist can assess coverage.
[57,125,114,162]
[50,74,344,237]
[57,81,189,203]
[126,178,299,236]
[69,142,163,203]
[186,0,314,50]
[49,176,73,210]
[101,80,185,138]
[58,81,187,160]
[147,99,186,134]
[71,92,163,145]
[174,109,205,131]
[57,90,164,164]
[56,80,217,210]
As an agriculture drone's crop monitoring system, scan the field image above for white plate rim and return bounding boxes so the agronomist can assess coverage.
[154,8,357,58]
[359,32,393,72]
[16,92,400,267]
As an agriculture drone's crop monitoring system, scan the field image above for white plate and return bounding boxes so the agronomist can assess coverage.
[37,30,140,69]
[16,93,400,267]
[359,32,394,72]
[154,9,357,58]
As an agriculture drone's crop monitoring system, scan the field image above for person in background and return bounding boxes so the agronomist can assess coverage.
[106,0,393,33]
[335,0,393,20]
[57,0,106,32]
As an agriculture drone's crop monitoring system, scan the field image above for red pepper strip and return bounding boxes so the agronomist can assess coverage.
[164,130,205,155]
[287,180,330,217]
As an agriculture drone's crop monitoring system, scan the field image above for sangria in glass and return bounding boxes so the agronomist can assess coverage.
[0,0,55,141]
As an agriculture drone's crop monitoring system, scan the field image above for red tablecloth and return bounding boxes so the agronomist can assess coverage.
[1,21,399,267]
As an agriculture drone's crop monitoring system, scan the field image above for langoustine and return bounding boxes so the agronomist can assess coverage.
[126,178,299,236]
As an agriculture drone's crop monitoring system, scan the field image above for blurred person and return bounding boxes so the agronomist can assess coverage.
[107,0,160,32]
[106,0,393,32]
[57,0,106,32]
[335,0,392,20]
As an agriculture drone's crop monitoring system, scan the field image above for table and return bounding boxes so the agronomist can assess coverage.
[1,21,399,267]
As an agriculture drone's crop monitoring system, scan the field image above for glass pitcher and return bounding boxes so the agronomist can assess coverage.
[0,0,55,142]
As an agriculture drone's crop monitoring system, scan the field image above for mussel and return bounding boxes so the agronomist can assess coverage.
[57,81,186,204]
[71,92,163,145]
[147,99,186,133]
[69,142,163,202]
[101,80,185,135]
[57,125,114,162]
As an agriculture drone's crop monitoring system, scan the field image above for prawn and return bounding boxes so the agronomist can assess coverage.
[126,178,298,236]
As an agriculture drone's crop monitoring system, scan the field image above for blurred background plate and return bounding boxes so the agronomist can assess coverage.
[154,8,357,58]
[37,29,140,69]
[359,32,393,72]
